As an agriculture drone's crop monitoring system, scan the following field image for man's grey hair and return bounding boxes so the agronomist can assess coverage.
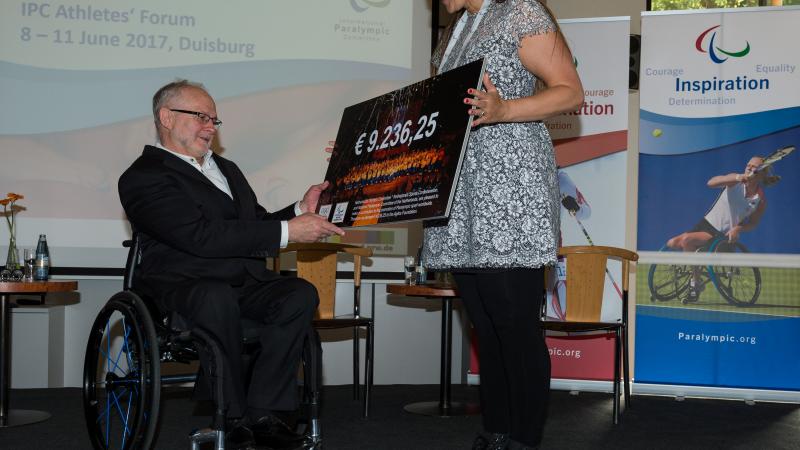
[151,79,209,130]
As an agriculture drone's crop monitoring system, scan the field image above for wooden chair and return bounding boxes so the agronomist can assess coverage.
[541,245,638,424]
[274,242,374,418]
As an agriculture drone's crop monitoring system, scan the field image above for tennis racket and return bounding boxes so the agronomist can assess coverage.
[756,145,794,172]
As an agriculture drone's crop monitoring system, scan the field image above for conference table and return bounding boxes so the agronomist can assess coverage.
[0,280,78,427]
[386,281,479,417]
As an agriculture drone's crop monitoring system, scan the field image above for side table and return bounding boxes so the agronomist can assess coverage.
[386,282,479,417]
[0,280,78,427]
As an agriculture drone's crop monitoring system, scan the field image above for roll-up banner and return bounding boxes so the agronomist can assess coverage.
[544,17,630,384]
[636,6,800,400]
[469,17,631,385]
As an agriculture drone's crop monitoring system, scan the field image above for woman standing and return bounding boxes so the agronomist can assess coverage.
[423,1,583,449]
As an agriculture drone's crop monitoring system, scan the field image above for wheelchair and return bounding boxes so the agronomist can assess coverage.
[648,237,762,307]
[82,233,323,449]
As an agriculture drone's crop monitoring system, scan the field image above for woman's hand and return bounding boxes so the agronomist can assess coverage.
[464,72,508,127]
[324,140,335,162]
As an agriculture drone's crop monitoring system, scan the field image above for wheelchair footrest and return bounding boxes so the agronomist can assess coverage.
[189,427,225,450]
[308,419,322,445]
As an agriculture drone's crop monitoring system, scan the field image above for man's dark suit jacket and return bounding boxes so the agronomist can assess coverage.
[119,145,296,297]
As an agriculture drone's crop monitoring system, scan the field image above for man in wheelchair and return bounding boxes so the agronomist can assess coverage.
[118,80,344,449]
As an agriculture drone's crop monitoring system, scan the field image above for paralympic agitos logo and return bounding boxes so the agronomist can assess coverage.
[695,25,750,64]
[350,0,390,12]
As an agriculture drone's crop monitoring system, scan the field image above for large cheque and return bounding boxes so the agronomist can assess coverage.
[318,59,485,227]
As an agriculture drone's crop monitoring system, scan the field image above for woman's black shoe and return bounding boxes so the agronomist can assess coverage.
[472,431,510,450]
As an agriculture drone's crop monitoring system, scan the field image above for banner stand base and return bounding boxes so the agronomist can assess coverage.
[468,375,800,404]
[634,383,800,404]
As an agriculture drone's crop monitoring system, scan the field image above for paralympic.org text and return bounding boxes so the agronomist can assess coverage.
[677,332,756,345]
[548,347,581,359]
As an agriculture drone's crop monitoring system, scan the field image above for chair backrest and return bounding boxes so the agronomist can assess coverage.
[275,243,373,319]
[559,245,639,323]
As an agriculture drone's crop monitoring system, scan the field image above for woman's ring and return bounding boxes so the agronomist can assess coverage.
[479,110,486,118]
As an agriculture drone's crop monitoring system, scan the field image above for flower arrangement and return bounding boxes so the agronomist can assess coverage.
[1,192,24,271]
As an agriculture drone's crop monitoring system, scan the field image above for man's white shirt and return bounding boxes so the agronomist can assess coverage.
[155,143,299,247]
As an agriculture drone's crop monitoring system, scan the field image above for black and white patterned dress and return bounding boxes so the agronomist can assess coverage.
[422,0,560,270]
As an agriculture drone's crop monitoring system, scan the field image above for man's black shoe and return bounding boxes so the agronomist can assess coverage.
[250,414,308,449]
[473,431,509,450]
[225,420,256,450]
[506,438,540,450]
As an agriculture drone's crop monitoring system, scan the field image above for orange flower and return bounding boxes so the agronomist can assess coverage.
[0,199,9,206]
[7,193,23,201]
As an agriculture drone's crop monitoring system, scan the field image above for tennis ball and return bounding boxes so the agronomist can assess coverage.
[652,128,663,138]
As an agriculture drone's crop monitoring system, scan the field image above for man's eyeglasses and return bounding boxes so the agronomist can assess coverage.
[169,109,222,129]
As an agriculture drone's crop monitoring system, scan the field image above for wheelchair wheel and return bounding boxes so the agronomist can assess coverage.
[708,241,762,306]
[648,262,691,301]
[83,291,161,449]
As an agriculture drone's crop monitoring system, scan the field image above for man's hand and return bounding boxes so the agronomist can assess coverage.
[288,213,344,242]
[299,181,330,214]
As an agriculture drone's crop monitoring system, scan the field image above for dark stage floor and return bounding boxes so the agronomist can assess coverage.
[1,384,798,449]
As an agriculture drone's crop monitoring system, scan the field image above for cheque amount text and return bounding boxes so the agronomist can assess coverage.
[355,112,439,155]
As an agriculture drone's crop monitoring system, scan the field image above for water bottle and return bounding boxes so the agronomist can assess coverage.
[33,234,50,281]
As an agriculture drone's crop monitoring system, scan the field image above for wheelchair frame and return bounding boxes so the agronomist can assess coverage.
[82,234,322,449]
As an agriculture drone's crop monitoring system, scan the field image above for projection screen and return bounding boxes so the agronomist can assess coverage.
[1,1,432,269]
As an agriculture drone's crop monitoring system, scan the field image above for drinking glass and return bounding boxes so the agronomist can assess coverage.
[23,248,35,281]
[403,256,416,284]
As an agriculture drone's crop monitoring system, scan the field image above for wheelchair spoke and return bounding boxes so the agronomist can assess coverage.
[85,293,160,450]
[98,319,141,449]
[114,318,132,376]
[101,316,135,378]
[122,389,134,449]
[105,391,110,447]
[96,387,129,425]
[95,385,138,450]
[110,389,135,443]
[121,320,136,372]
[99,346,127,377]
